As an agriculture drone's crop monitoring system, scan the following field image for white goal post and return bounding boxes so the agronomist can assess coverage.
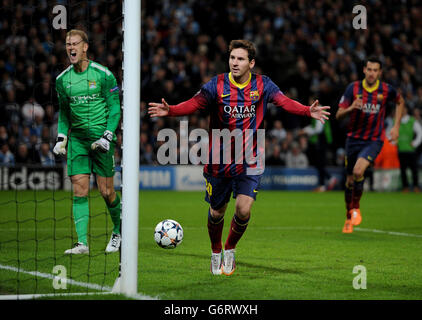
[118,0,141,296]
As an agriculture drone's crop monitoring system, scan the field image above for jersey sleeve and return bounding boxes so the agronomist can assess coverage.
[264,76,283,102]
[56,78,70,136]
[102,71,121,134]
[338,83,354,109]
[198,77,217,105]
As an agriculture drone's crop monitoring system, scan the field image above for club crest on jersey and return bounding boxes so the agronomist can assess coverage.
[250,90,260,102]
[377,94,384,101]
[88,80,97,89]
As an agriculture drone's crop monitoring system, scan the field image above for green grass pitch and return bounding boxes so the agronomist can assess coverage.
[0,189,421,299]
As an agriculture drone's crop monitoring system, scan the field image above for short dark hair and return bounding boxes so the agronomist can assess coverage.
[365,56,382,69]
[229,40,256,61]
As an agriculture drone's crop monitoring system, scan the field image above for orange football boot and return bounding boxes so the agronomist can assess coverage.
[350,208,362,226]
[342,219,353,233]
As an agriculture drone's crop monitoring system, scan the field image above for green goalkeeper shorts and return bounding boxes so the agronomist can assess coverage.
[67,136,116,177]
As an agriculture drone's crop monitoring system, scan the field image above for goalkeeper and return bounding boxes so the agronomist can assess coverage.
[54,29,121,254]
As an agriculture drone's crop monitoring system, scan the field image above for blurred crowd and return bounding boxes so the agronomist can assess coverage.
[0,0,122,166]
[1,1,422,180]
[140,0,422,171]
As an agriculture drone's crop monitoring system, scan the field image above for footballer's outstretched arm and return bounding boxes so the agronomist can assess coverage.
[272,92,330,124]
[309,99,331,124]
[148,93,208,118]
[148,98,171,117]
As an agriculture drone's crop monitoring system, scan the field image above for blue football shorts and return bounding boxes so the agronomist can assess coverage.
[203,173,262,210]
[345,137,384,175]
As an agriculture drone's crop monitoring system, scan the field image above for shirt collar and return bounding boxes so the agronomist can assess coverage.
[229,72,251,89]
[362,79,380,93]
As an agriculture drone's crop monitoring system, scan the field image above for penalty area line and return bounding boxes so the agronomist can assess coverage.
[140,225,422,238]
[0,264,157,300]
[354,227,422,238]
[0,263,112,292]
[237,226,422,238]
[0,292,116,300]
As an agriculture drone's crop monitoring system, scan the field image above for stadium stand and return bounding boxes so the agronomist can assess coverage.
[1,0,421,171]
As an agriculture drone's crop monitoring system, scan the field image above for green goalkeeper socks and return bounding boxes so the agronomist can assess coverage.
[72,194,121,245]
[107,194,121,235]
[73,196,89,246]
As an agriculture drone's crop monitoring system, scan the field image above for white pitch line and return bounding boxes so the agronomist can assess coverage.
[0,291,158,301]
[144,225,422,237]
[354,227,422,238]
[0,292,116,300]
[0,263,112,292]
[0,264,158,300]
[257,226,422,238]
[4,226,421,239]
[156,225,421,238]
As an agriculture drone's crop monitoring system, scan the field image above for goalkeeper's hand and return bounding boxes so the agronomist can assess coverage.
[53,134,68,155]
[91,130,113,153]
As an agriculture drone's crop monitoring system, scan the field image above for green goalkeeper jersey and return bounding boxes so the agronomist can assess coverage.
[56,60,121,139]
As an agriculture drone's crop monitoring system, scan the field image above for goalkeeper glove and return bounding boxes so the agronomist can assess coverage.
[91,130,113,153]
[53,134,68,155]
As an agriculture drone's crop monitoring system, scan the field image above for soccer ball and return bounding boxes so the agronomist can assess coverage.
[154,219,183,249]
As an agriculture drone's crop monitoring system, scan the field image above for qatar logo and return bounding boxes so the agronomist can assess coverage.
[223,105,256,119]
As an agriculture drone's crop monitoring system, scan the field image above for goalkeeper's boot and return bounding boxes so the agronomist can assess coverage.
[105,233,121,253]
[350,208,362,226]
[342,219,353,234]
[64,242,89,254]
[222,249,236,276]
[210,251,223,275]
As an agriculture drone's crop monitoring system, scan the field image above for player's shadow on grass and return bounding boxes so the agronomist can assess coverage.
[159,250,303,275]
[239,261,303,275]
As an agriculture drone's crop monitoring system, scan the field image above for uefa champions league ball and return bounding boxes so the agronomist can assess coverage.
[154,219,183,249]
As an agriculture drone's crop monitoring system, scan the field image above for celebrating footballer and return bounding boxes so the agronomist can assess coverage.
[148,39,330,275]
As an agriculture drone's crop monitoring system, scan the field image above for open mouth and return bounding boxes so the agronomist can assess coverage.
[70,51,77,58]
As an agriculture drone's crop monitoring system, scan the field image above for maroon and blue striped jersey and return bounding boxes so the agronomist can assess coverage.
[338,80,400,142]
[168,72,311,177]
